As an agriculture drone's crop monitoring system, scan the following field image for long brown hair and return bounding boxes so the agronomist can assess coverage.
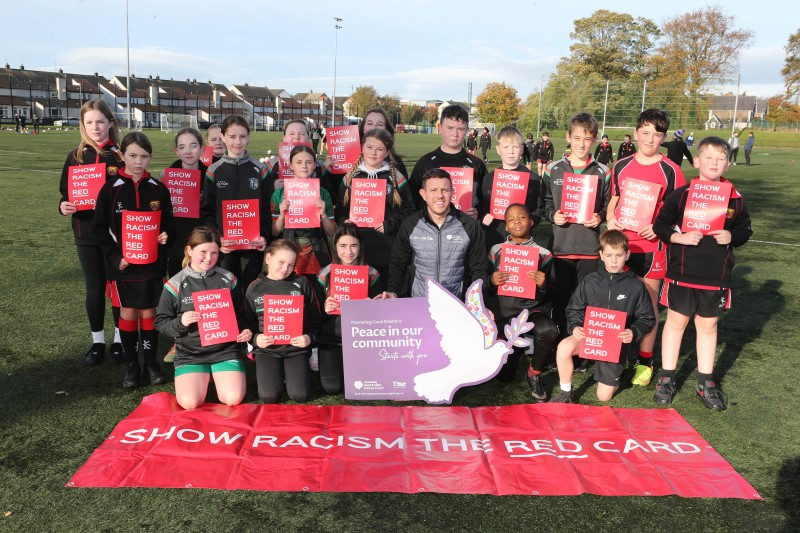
[75,100,120,164]
[343,129,402,207]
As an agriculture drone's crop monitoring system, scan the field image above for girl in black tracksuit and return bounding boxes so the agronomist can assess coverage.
[58,99,125,366]
[244,240,321,403]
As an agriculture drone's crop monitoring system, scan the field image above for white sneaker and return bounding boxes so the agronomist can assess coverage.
[309,348,319,371]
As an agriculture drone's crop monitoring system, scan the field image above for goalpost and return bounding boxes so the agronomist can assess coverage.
[114,112,142,131]
[160,114,198,132]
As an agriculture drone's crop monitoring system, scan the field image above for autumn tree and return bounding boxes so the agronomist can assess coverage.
[423,105,439,127]
[476,82,521,125]
[766,95,800,128]
[400,103,422,125]
[347,85,380,118]
[783,28,800,101]
[378,93,402,124]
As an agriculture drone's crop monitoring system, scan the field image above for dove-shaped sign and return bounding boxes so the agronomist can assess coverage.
[341,278,533,403]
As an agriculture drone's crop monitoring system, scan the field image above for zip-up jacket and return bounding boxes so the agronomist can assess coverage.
[661,140,694,167]
[243,273,321,358]
[566,267,656,343]
[489,236,556,319]
[58,143,124,244]
[387,207,488,298]
[617,141,636,160]
[155,266,242,365]
[200,150,271,239]
[543,155,611,256]
[92,169,175,280]
[653,178,751,288]
[479,164,545,248]
[594,142,614,166]
[533,140,555,161]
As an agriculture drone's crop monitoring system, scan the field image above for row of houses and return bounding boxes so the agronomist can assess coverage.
[0,64,348,130]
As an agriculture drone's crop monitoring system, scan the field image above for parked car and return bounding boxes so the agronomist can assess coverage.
[54,118,80,127]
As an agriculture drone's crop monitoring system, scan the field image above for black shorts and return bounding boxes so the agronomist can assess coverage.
[110,279,163,309]
[594,358,626,387]
[659,281,731,318]
[626,249,666,279]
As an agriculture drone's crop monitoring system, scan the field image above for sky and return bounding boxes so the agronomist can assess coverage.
[2,0,795,102]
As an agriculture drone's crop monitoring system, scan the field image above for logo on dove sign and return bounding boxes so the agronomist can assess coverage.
[414,279,534,404]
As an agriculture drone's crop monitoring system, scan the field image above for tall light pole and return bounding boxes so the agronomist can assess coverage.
[331,17,342,127]
[126,0,132,129]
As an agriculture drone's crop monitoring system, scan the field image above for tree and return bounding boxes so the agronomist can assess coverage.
[783,28,800,101]
[766,95,800,128]
[475,82,521,125]
[378,93,402,125]
[347,85,380,118]
[400,103,422,125]
[423,105,439,127]
[516,91,541,133]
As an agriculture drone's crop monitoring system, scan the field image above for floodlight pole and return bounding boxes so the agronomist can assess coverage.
[642,79,647,112]
[126,0,132,129]
[331,18,342,127]
[601,79,609,136]
[536,74,543,138]
[731,73,740,136]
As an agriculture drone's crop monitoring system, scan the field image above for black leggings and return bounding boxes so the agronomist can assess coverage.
[496,313,559,382]
[318,345,344,394]
[255,353,311,403]
[76,243,108,332]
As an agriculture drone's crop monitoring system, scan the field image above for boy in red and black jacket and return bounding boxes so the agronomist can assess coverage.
[618,134,636,160]
[652,136,752,411]
[594,134,614,166]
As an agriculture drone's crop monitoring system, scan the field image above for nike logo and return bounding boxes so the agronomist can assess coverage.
[617,295,627,300]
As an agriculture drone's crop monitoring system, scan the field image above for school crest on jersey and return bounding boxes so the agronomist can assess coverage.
[108,166,119,176]
[726,207,735,219]
[149,200,161,211]
[250,177,259,190]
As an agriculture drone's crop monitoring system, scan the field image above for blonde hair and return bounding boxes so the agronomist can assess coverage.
[496,125,523,145]
[343,129,402,208]
[76,100,120,164]
[182,226,222,269]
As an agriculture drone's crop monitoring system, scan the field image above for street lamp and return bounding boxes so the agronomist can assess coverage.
[331,17,342,127]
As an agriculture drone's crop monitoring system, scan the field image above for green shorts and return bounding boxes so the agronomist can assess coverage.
[174,359,246,377]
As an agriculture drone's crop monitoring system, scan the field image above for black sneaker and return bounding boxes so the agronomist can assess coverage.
[525,373,548,402]
[107,343,126,365]
[84,343,105,366]
[551,390,572,403]
[122,363,141,388]
[145,361,168,385]
[653,376,676,404]
[696,381,727,411]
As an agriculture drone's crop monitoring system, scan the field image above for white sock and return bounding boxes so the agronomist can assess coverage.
[113,328,121,343]
[560,383,572,392]
[92,330,105,344]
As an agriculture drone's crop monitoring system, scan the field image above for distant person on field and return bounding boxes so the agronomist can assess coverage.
[32,114,39,134]
[479,126,492,162]
[618,134,636,160]
[660,129,693,167]
[523,132,535,166]
[534,131,555,176]
[594,134,614,166]
[686,131,695,149]
[652,136,752,411]
[744,131,755,165]
[728,131,740,165]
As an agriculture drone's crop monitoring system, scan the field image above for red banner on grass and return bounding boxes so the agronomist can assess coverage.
[194,289,239,346]
[163,168,201,219]
[349,178,386,228]
[222,200,260,251]
[329,264,370,315]
[681,179,732,235]
[284,179,320,229]
[68,393,761,499]
[441,167,473,211]
[325,125,361,174]
[489,170,528,220]
[561,173,597,223]
[68,163,106,211]
[497,244,539,299]
[580,306,627,363]
[263,295,303,344]
[121,210,160,265]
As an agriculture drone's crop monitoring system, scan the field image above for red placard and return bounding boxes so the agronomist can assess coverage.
[200,146,215,167]
[616,177,661,232]
[194,289,239,346]
[328,264,369,315]
[561,173,598,223]
[681,179,732,235]
[497,244,539,299]
[121,210,161,265]
[325,125,361,174]
[163,168,201,219]
[349,178,386,228]
[441,167,473,211]
[580,306,627,364]
[263,295,303,345]
[222,200,260,251]
[278,142,312,180]
[68,163,106,211]
[284,179,320,229]
[489,170,528,220]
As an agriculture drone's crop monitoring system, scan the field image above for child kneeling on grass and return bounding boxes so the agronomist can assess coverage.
[155,226,252,410]
[551,230,656,403]
[652,136,752,411]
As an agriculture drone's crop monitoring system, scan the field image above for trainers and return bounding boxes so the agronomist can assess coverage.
[107,342,126,365]
[163,344,176,363]
[653,376,676,404]
[525,373,548,402]
[84,343,105,366]
[632,364,653,386]
[575,358,590,373]
[551,390,573,403]
[145,361,168,385]
[309,348,319,372]
[122,363,141,388]
[696,381,727,411]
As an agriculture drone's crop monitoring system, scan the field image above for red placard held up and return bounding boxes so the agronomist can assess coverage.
[328,264,369,315]
[278,142,312,180]
[264,295,303,345]
[489,170,528,220]
[440,167,473,211]
[163,168,201,219]
[222,199,260,251]
[325,125,361,174]
[68,163,107,211]
[349,178,386,228]
[616,177,661,232]
[580,306,627,364]
[681,179,732,235]
[561,173,598,223]
[497,244,540,299]
[200,146,214,167]
[121,210,161,265]
[284,179,320,229]
[194,289,239,346]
